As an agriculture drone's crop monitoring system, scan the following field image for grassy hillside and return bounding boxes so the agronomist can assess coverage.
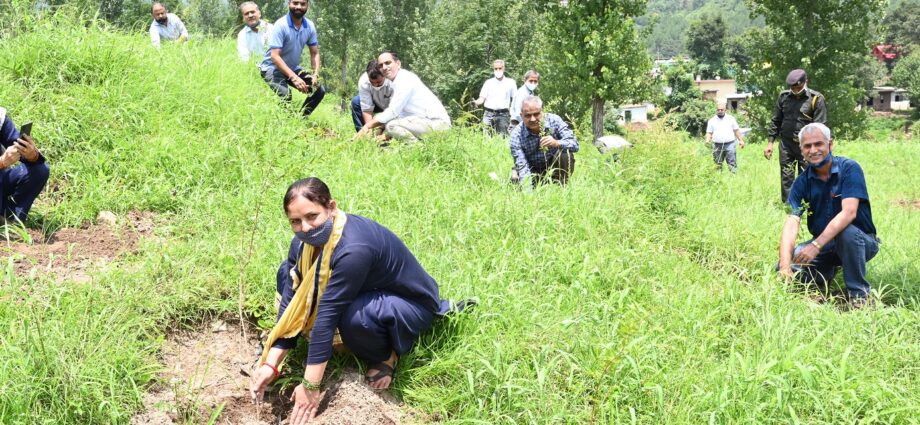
[2,13,920,424]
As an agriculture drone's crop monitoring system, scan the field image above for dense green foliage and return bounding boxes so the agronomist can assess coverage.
[3,6,920,425]
[641,0,761,58]
[739,0,885,140]
[684,14,726,78]
[893,50,920,114]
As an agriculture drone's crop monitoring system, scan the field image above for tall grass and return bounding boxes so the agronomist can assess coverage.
[1,10,920,424]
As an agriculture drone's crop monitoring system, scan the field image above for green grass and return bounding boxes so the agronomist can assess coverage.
[2,12,920,424]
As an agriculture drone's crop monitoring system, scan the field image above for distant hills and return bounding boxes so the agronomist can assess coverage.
[638,0,762,59]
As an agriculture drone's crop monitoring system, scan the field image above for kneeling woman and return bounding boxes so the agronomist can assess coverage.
[250,177,452,422]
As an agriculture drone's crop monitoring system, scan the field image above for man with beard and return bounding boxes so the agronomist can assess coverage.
[764,69,827,203]
[149,3,189,48]
[259,0,326,118]
[777,123,878,309]
[237,2,273,62]
[355,51,450,143]
[704,101,746,173]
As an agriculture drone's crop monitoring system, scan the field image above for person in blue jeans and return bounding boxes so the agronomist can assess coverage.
[0,107,49,224]
[777,122,879,308]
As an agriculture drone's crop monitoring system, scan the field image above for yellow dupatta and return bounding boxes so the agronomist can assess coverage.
[260,212,348,365]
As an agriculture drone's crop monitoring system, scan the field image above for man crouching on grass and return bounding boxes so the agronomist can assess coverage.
[777,123,879,309]
[1,107,49,225]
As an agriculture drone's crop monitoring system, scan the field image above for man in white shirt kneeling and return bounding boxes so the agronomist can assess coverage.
[356,51,451,144]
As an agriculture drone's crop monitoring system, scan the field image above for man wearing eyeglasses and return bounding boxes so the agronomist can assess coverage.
[764,69,827,203]
[705,101,745,173]
[473,60,517,136]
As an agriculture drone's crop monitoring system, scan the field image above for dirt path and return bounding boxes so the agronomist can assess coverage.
[132,318,418,425]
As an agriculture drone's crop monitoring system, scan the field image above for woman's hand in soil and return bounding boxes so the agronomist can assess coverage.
[290,383,321,424]
[249,364,277,404]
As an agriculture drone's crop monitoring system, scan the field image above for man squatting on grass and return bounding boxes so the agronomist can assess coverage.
[149,3,189,48]
[0,107,49,223]
[350,59,394,133]
[509,96,579,188]
[777,123,879,308]
[237,2,273,62]
[704,101,745,173]
[473,59,517,135]
[258,0,326,118]
[356,51,451,143]
[249,178,470,424]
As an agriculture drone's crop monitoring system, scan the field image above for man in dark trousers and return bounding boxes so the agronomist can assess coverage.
[763,69,827,203]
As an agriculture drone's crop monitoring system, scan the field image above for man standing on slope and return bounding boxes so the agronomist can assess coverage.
[764,68,827,203]
[473,60,517,136]
[510,70,540,128]
[259,0,326,118]
[705,101,746,173]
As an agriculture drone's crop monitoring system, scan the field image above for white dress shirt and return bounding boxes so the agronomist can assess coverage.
[375,70,450,124]
[479,76,517,110]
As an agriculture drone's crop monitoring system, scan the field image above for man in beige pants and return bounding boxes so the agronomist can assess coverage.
[356,51,451,143]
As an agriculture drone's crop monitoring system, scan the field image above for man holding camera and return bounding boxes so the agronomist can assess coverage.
[258,0,326,118]
[0,108,49,223]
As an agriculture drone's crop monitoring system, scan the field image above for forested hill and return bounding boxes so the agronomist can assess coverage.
[640,0,762,59]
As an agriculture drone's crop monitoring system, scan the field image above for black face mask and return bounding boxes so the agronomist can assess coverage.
[156,17,168,24]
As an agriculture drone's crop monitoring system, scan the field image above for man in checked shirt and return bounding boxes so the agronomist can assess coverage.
[509,96,579,188]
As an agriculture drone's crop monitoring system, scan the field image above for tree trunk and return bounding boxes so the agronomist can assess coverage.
[591,94,604,142]
[339,39,348,112]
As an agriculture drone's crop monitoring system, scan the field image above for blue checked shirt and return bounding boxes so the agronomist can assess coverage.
[509,113,579,180]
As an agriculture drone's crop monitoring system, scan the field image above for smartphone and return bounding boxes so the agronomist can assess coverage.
[20,122,32,137]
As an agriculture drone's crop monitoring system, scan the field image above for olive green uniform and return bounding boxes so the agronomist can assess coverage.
[768,88,827,203]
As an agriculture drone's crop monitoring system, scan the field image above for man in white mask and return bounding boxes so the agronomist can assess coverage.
[473,60,517,136]
[510,70,540,128]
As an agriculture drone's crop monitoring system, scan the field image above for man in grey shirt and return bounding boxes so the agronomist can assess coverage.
[351,60,393,132]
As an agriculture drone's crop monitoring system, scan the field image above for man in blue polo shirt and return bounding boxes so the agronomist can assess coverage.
[258,0,326,117]
[777,123,879,308]
[0,107,49,224]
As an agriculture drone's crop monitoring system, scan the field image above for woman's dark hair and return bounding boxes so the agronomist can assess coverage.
[284,177,332,213]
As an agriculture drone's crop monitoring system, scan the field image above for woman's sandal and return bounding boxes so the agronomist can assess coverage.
[366,362,395,388]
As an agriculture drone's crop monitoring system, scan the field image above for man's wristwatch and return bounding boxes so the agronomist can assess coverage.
[811,240,823,250]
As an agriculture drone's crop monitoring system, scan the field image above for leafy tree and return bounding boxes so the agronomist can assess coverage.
[665,97,714,136]
[685,14,726,77]
[661,58,702,112]
[313,1,376,110]
[883,0,920,53]
[412,0,541,115]
[375,0,431,64]
[740,0,885,140]
[892,50,920,113]
[535,0,653,141]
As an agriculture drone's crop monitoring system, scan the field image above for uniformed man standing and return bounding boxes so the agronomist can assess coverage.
[763,69,827,203]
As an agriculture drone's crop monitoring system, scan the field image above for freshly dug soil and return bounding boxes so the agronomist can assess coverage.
[132,318,417,425]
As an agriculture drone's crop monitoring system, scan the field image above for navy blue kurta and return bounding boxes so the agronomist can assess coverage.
[273,214,447,364]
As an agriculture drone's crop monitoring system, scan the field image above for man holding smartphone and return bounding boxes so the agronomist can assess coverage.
[0,107,49,223]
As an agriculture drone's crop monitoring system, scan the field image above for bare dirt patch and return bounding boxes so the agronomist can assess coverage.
[896,199,920,210]
[2,210,155,282]
[132,318,417,425]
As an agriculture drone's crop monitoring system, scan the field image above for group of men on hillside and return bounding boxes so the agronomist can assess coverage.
[142,4,878,312]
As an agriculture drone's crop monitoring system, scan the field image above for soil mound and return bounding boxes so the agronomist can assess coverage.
[132,318,417,425]
[2,210,155,282]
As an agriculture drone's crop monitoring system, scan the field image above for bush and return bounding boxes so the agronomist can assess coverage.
[665,98,715,136]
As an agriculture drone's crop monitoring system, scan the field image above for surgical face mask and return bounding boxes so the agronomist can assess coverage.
[813,151,832,168]
[494,70,504,79]
[525,82,537,91]
[295,216,333,247]
[791,83,807,95]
